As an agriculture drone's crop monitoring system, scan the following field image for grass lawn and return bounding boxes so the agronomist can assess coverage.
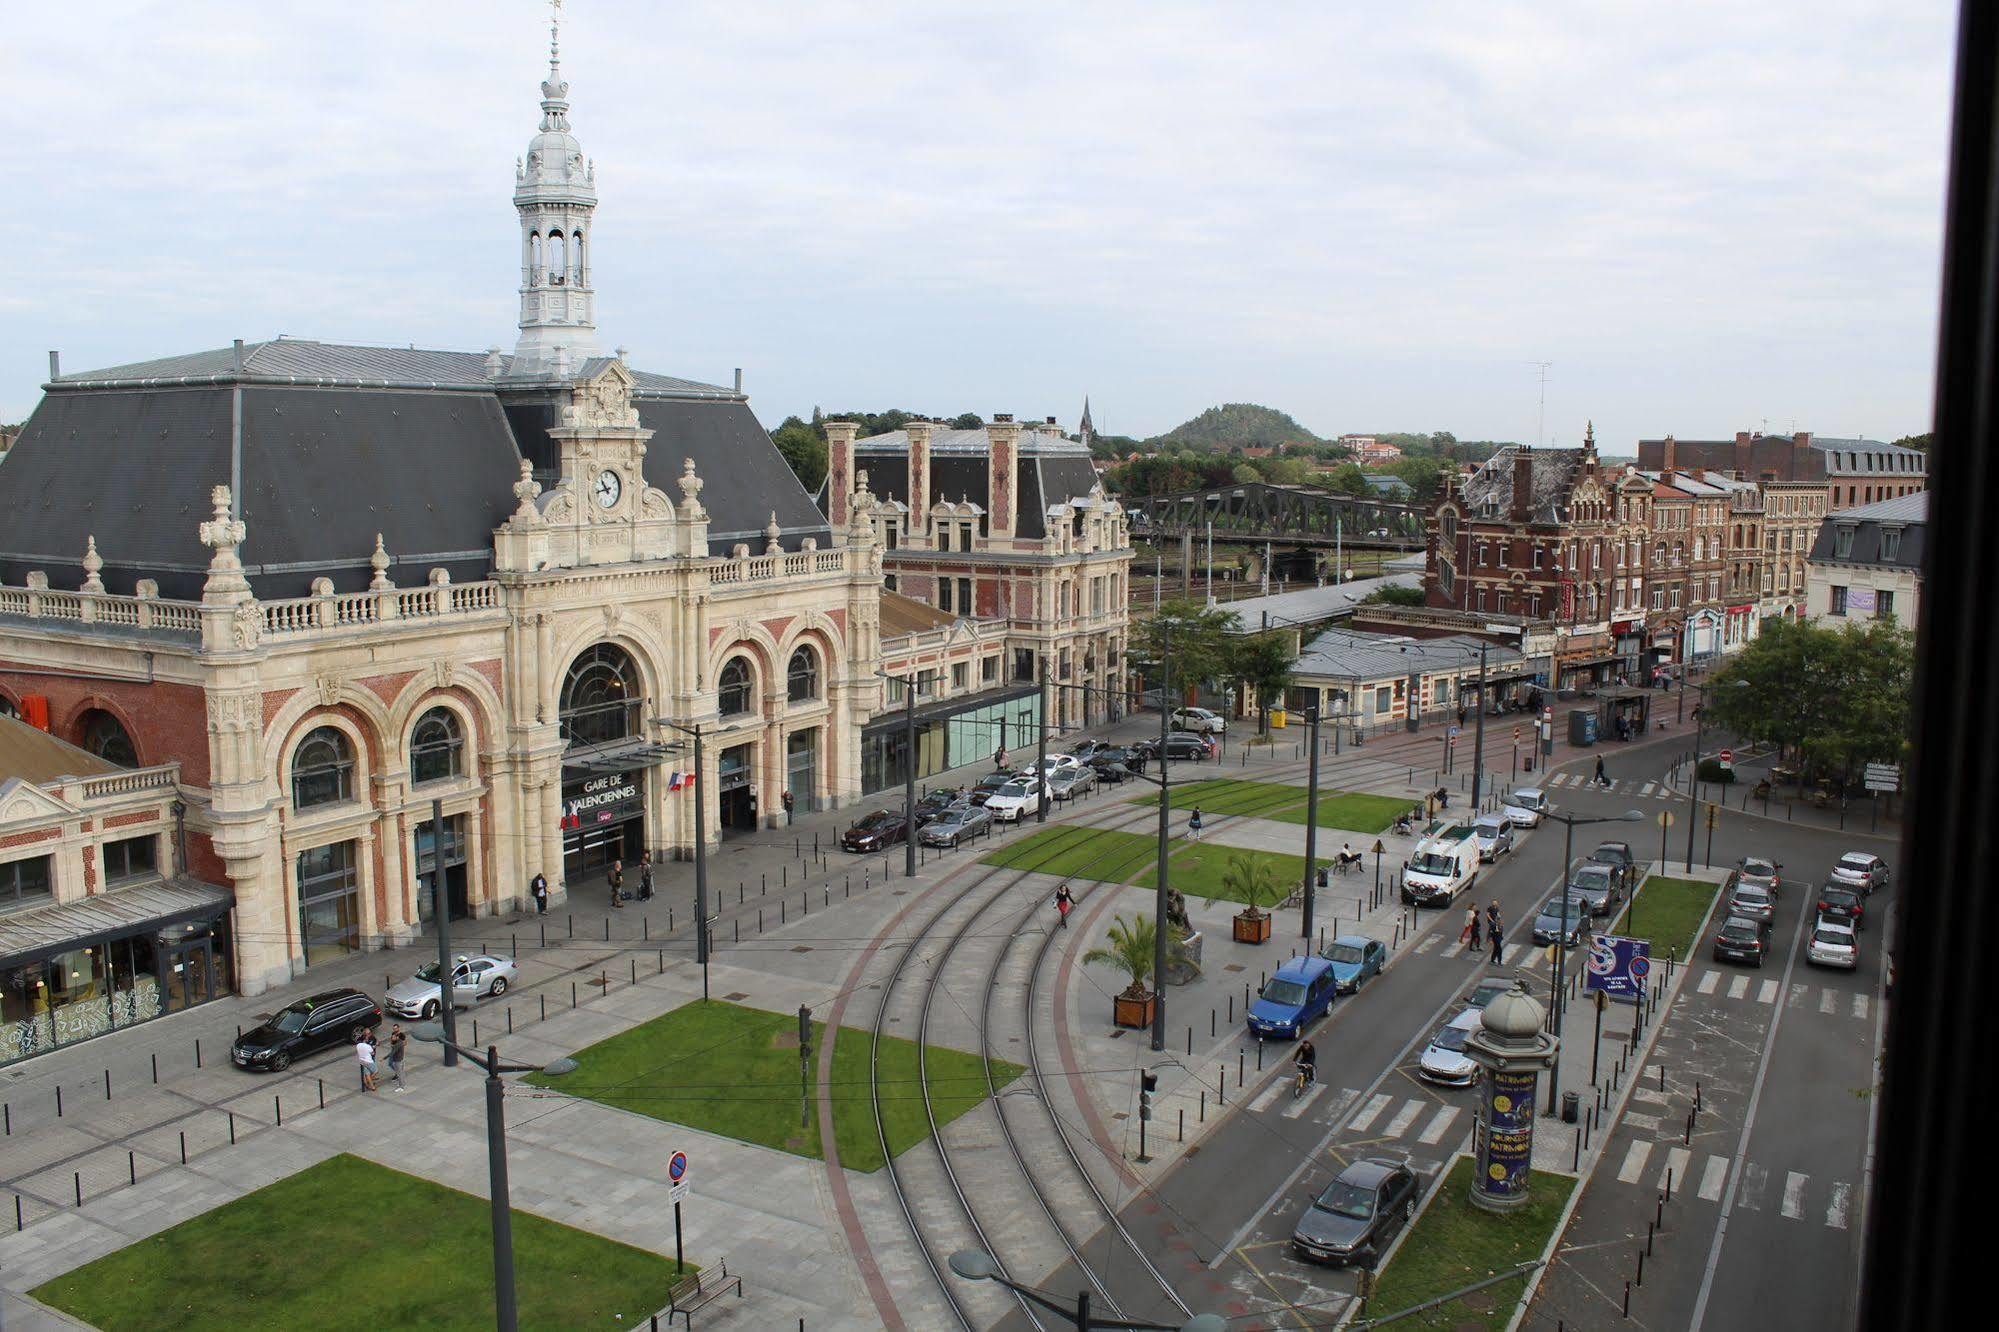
[31,1154,680,1331]
[1607,875,1721,962]
[1126,778,1307,818]
[1267,791,1411,834]
[981,825,1161,882]
[528,1000,1021,1174]
[1364,1157,1577,1330]
[1136,841,1310,904]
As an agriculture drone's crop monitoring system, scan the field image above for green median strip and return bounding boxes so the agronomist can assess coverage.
[1266,791,1410,834]
[981,826,1159,881]
[1126,779,1410,832]
[1607,875,1720,963]
[1133,841,1310,903]
[32,1153,683,1332]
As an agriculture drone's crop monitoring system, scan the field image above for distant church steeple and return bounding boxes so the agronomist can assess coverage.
[513,0,600,375]
[1079,396,1095,447]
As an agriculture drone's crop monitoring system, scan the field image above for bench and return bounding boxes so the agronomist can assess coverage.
[654,1261,743,1328]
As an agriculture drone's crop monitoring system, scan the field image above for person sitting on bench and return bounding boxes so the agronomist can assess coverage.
[1334,843,1365,874]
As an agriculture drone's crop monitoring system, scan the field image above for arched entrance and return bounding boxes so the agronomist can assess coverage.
[558,643,650,881]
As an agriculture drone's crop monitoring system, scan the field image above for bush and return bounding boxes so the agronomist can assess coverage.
[1697,758,1736,784]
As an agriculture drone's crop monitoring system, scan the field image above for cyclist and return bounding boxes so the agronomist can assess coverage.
[1293,1038,1318,1094]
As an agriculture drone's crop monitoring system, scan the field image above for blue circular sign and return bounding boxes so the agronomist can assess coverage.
[668,1150,688,1182]
[1629,955,1652,982]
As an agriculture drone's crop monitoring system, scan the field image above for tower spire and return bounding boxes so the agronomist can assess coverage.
[513,0,599,375]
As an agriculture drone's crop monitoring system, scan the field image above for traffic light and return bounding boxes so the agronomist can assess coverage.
[1139,1070,1158,1121]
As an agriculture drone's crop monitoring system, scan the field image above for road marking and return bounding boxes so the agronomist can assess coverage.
[1503,943,1532,966]
[1248,1077,1289,1114]
[1699,1155,1729,1201]
[1697,971,1720,996]
[1312,1087,1361,1122]
[1788,983,1810,1008]
[1826,1181,1852,1229]
[1631,1086,1668,1106]
[1642,782,1661,796]
[1756,979,1779,1005]
[1279,1081,1328,1119]
[1781,1171,1808,1219]
[1618,1141,1654,1184]
[1413,935,1441,956]
[1819,989,1837,1015]
[1417,1105,1461,1144]
[1737,1162,1769,1211]
[1852,993,1870,1021]
[1728,976,1749,1000]
[1626,1112,1661,1133]
[1348,1092,1393,1133]
[1383,1100,1425,1139]
[1659,1147,1692,1193]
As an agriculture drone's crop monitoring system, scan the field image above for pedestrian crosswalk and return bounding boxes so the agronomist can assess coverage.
[1541,771,1679,800]
[1610,1144,1853,1229]
[1339,1092,1468,1150]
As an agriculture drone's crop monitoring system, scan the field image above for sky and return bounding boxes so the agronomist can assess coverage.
[2,1,1958,448]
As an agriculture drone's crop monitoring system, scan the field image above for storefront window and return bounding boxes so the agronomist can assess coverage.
[102,834,159,885]
[1,855,53,912]
[298,842,361,965]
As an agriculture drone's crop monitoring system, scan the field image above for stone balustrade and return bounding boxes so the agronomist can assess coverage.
[0,576,507,646]
[73,765,181,799]
[709,548,851,586]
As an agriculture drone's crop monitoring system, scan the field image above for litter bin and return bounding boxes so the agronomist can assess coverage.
[1562,1090,1579,1123]
[1270,708,1287,729]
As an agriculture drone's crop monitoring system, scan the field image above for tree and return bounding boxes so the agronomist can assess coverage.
[1891,432,1933,451]
[1230,463,1262,484]
[1229,631,1298,735]
[1360,584,1426,607]
[1325,462,1371,497]
[1083,913,1176,999]
[771,416,827,490]
[1705,618,1913,783]
[1385,456,1445,503]
[1131,599,1240,695]
[1209,853,1286,922]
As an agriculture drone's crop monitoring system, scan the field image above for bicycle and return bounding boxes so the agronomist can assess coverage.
[1293,1063,1316,1099]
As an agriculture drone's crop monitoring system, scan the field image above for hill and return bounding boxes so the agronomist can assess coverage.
[1153,403,1322,451]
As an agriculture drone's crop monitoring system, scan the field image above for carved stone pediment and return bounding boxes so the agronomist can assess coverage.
[568,360,640,431]
[0,777,77,828]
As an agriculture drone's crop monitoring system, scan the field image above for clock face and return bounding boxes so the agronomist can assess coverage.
[593,469,622,509]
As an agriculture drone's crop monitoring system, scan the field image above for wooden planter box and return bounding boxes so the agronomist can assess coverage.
[1233,911,1273,944]
[1112,991,1157,1029]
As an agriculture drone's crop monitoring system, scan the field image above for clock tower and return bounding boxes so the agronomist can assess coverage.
[512,4,600,376]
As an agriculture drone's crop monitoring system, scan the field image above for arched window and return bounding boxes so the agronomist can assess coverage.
[79,709,137,769]
[572,230,585,279]
[718,657,755,718]
[0,695,16,721]
[410,707,465,786]
[292,726,356,810]
[561,644,642,748]
[787,647,819,703]
[529,232,543,284]
[548,231,567,284]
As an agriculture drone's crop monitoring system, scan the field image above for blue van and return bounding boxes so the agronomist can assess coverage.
[1247,956,1339,1039]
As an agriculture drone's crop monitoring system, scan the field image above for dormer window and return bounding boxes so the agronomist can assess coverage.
[1879,527,1901,561]
[1834,525,1855,560]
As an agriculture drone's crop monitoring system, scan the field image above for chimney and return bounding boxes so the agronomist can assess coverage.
[1735,430,1752,447]
[1793,430,1811,449]
[734,367,743,394]
[987,415,1021,540]
[1691,465,1705,483]
[484,347,505,379]
[824,420,860,527]
[1511,450,1534,521]
[1044,415,1057,426]
[46,350,60,381]
[233,338,246,371]
[906,419,934,541]
[1661,434,1677,473]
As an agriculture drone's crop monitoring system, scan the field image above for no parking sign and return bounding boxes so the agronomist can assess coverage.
[668,1149,690,1205]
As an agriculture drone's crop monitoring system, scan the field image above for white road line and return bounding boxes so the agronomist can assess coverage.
[1697,971,1720,996]
[1626,1112,1662,1134]
[1659,1147,1692,1193]
[1631,1087,1669,1106]
[1642,782,1661,796]
[1618,1141,1654,1184]
[1756,979,1779,1005]
[1819,989,1837,1015]
[1248,1077,1289,1114]
[1728,976,1749,1000]
[1852,993,1870,1021]
[1348,1092,1393,1133]
[1826,1181,1852,1229]
[1417,1105,1461,1144]
[1789,983,1811,1008]
[1781,1171,1808,1219]
[1737,1162,1769,1211]
[1280,1081,1328,1119]
[1383,1099,1426,1139]
[1413,935,1440,955]
[1503,943,1532,966]
[1699,1155,1729,1201]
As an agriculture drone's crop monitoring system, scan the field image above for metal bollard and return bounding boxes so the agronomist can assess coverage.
[105,1068,111,1100]
[782,900,787,924]
[152,1052,159,1084]
[129,1150,136,1185]
[56,1086,62,1118]
[1218,1068,1226,1106]
[1666,1166,1674,1203]
[605,918,611,942]
[572,981,578,1008]
[1257,1041,1263,1072]
[318,1079,326,1109]
[508,1007,514,1035]
[74,1172,81,1207]
[1211,1009,1216,1038]
[541,994,548,1021]
[180,1131,187,1164]
[275,1095,283,1127]
[1636,1247,1645,1286]
[229,1111,237,1144]
[1237,1051,1244,1087]
[1200,1090,1207,1122]
[1179,1108,1185,1142]
[1187,1026,1193,1055]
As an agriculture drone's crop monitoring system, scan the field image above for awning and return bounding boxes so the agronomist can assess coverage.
[0,876,234,970]
[1561,655,1622,670]
[562,740,679,775]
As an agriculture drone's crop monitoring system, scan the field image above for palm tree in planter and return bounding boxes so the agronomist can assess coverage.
[1084,913,1182,1029]
[1211,852,1283,944]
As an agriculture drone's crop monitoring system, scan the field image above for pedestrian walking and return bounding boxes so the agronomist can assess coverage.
[1462,905,1480,951]
[1187,807,1204,842]
[1054,884,1074,929]
[1457,702,1468,729]
[387,1025,408,1092]
[637,851,654,903]
[530,871,548,916]
[355,1030,378,1092]
[782,789,795,826]
[1594,756,1609,788]
[995,745,1009,770]
[608,859,625,908]
[1488,907,1504,963]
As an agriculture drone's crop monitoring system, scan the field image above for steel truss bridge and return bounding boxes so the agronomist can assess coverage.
[1126,481,1427,550]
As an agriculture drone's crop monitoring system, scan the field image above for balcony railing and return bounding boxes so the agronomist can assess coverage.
[709,548,851,587]
[0,584,204,638]
[74,765,181,799]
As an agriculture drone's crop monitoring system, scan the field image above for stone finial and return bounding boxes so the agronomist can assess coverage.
[80,535,105,593]
[678,456,707,518]
[510,459,543,523]
[310,576,335,597]
[369,534,393,590]
[428,567,452,587]
[854,469,872,501]
[198,484,251,601]
[764,512,783,554]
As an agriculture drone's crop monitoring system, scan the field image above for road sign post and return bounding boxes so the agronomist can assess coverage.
[667,1150,690,1273]
[1650,810,1675,933]
[1705,801,1718,867]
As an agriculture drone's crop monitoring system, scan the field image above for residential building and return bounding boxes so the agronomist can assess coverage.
[1639,470,1733,666]
[1341,436,1404,464]
[1286,627,1530,734]
[1806,493,1926,626]
[1635,431,1925,511]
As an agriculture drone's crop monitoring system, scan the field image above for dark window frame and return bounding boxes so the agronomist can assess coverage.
[291,726,357,811]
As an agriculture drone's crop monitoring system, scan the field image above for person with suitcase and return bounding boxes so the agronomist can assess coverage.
[608,859,625,908]
[637,851,654,903]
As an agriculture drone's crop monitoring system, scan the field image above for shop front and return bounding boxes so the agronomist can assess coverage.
[717,744,758,833]
[1610,618,1645,681]
[413,813,470,924]
[785,729,819,814]
[861,686,1041,795]
[1686,608,1723,664]
[561,768,647,879]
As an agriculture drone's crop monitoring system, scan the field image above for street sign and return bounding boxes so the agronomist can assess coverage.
[1584,934,1652,1003]
[1705,802,1718,827]
[1514,726,1522,742]
[1657,810,1675,827]
[668,1149,690,1205]
[1864,762,1901,792]
[1718,748,1734,770]
[1447,725,1461,739]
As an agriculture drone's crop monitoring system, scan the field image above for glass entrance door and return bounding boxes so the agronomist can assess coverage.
[164,939,213,1011]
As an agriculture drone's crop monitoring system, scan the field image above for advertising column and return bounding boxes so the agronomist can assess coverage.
[1478,1068,1538,1206]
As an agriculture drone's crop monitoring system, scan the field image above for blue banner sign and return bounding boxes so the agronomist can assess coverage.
[1584,934,1652,1003]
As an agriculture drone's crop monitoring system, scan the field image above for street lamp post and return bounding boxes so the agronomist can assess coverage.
[947,1248,1224,1331]
[1301,705,1321,943]
[1541,807,1644,1114]
[1684,679,1747,872]
[1151,625,1172,1053]
[410,1026,577,1332]
[653,719,713,1001]
[871,671,923,873]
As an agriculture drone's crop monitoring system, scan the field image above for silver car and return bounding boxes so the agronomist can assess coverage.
[1049,767,1097,801]
[1472,814,1515,862]
[1728,882,1776,927]
[1830,852,1888,895]
[1806,918,1860,970]
[1502,788,1548,828]
[920,804,993,847]
[1735,856,1783,893]
[385,954,518,1020]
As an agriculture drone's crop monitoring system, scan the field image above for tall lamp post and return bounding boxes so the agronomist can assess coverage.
[1540,807,1644,1114]
[1405,639,1492,810]
[1683,679,1748,872]
[653,718,713,1001]
[948,1248,1225,1331]
[874,670,922,874]
[410,1025,577,1332]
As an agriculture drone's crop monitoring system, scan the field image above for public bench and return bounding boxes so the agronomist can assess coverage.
[651,1260,744,1328]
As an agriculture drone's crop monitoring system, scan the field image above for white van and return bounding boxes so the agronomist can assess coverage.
[1400,822,1480,908]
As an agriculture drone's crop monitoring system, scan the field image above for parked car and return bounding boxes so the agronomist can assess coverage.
[1092,760,1135,786]
[1290,1158,1421,1266]
[232,988,381,1073]
[913,788,964,826]
[1247,956,1339,1040]
[841,809,909,852]
[920,804,993,847]
[1089,745,1147,776]
[1472,814,1515,863]
[1418,1008,1483,1086]
[1068,739,1112,762]
[1565,863,1623,917]
[1532,893,1593,946]
[1027,753,1082,778]
[1588,841,1638,893]
[983,777,1044,822]
[1711,915,1772,967]
[1048,766,1097,801]
[1502,788,1548,828]
[1320,935,1388,994]
[1734,856,1783,893]
[1806,917,1860,970]
[968,772,1017,807]
[1464,973,1540,1011]
[1817,882,1866,931]
[385,955,518,1020]
[1137,733,1213,762]
[1727,880,1777,926]
[1829,851,1889,895]
[1170,706,1227,735]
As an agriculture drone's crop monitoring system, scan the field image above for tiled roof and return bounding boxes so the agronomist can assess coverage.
[0,714,120,784]
[1457,447,1582,523]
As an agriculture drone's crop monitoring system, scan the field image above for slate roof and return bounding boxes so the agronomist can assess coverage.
[847,427,1109,540]
[1215,573,1424,633]
[1293,626,1525,685]
[1456,447,1583,523]
[1810,492,1928,569]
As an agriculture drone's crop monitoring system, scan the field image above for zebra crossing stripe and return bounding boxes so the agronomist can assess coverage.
[1413,935,1440,956]
[1502,943,1532,967]
[1280,1081,1329,1119]
[1826,1181,1852,1229]
[1348,1092,1393,1133]
[1383,1100,1426,1139]
[1819,989,1837,1015]
[1247,1077,1289,1114]
[1738,1162,1769,1210]
[1697,971,1720,996]
[1852,993,1870,1021]
[1658,1147,1692,1193]
[1618,1141,1654,1184]
[1781,1171,1808,1219]
[1757,980,1779,1005]
[1698,1155,1729,1201]
[1728,976,1749,1000]
[1642,782,1661,796]
[1417,1105,1461,1145]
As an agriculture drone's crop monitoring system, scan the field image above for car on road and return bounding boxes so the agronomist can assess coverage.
[1091,760,1135,786]
[1565,863,1623,917]
[1830,851,1889,895]
[1290,1158,1421,1266]
[1247,956,1339,1040]
[841,809,909,852]
[1027,754,1082,778]
[983,777,1044,822]
[1417,1008,1483,1086]
[1170,706,1227,735]
[386,955,518,1020]
[1136,733,1213,762]
[1320,935,1388,994]
[1464,973,1539,1010]
[1532,893,1594,946]
[1400,822,1480,907]
[1711,915,1773,967]
[1727,880,1777,927]
[1807,917,1861,970]
[1502,788,1548,828]
[232,988,381,1073]
[1734,856,1783,893]
[1089,745,1147,776]
[913,789,964,826]
[1472,813,1516,862]
[919,804,993,848]
[1068,739,1113,762]
[1817,882,1867,931]
[968,772,1017,807]
[1048,766,1097,801]
[1588,841,1638,893]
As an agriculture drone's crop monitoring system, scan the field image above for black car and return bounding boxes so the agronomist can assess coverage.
[967,773,1016,807]
[232,988,381,1073]
[1817,882,1866,931]
[1069,739,1112,762]
[1532,893,1593,946]
[1588,841,1638,893]
[1136,734,1212,762]
[1090,746,1147,776]
[912,789,963,826]
[1291,1158,1421,1266]
[1092,760,1135,785]
[1711,915,1771,967]
[841,809,908,852]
